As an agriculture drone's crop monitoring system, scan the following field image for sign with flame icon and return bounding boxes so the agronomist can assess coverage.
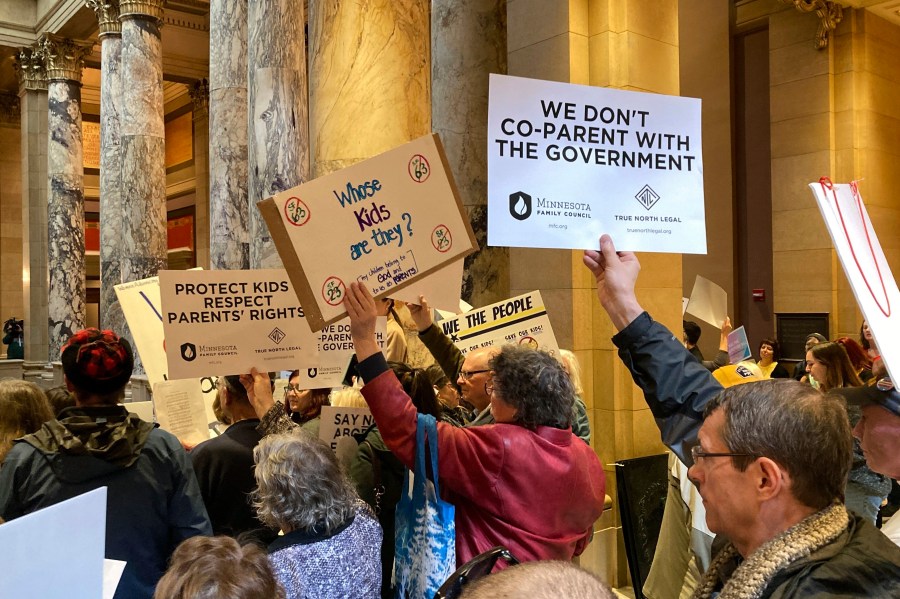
[488,74,707,254]
[259,134,479,332]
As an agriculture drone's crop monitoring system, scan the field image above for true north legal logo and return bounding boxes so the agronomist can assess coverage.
[268,327,286,344]
[635,185,660,210]
[509,191,532,221]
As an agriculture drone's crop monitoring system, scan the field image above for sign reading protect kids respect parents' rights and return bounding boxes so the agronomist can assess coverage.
[259,133,479,332]
[160,269,317,379]
[487,74,706,253]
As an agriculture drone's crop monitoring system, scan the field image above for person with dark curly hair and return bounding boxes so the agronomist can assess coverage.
[240,284,606,567]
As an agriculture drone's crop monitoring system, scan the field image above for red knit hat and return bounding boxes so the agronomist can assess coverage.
[61,328,134,394]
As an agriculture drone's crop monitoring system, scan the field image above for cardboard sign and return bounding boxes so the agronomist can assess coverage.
[727,326,752,364]
[810,181,899,380]
[438,291,560,356]
[487,74,706,253]
[160,269,317,379]
[386,257,464,312]
[259,133,479,331]
[319,406,374,451]
[0,488,106,599]
[294,319,388,389]
[152,378,210,446]
[685,275,728,329]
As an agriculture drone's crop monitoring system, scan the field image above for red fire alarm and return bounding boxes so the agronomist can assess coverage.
[752,289,766,302]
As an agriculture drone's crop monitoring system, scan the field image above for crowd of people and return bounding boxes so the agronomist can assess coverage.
[0,233,899,598]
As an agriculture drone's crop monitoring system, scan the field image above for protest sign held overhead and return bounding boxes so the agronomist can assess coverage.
[259,133,478,331]
[439,291,560,356]
[810,179,899,380]
[115,275,169,386]
[160,269,317,379]
[294,319,388,389]
[487,74,706,253]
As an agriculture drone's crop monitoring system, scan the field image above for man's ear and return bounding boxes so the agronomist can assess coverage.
[64,376,75,392]
[755,457,786,500]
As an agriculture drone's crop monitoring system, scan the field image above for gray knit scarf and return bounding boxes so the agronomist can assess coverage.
[692,502,849,599]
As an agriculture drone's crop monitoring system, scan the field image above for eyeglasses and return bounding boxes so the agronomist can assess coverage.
[690,445,758,464]
[283,384,302,395]
[459,369,490,380]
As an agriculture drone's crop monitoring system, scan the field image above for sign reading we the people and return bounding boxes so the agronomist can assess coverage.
[438,291,560,356]
[487,74,706,253]
[159,269,317,379]
[809,180,900,380]
[259,133,479,331]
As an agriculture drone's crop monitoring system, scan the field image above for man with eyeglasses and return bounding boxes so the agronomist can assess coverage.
[583,235,900,597]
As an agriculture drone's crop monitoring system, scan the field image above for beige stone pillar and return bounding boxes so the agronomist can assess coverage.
[15,48,49,375]
[507,0,680,584]
[190,79,210,269]
[308,0,430,177]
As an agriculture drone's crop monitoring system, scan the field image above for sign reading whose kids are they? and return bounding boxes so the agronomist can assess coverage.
[160,269,316,379]
[440,291,560,356]
[487,74,706,254]
[258,133,479,332]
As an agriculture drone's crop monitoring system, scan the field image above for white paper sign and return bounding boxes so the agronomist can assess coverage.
[294,319,388,389]
[487,74,706,253]
[319,406,375,452]
[0,488,106,599]
[160,269,316,379]
[685,275,728,329]
[114,275,168,385]
[152,378,210,446]
[809,181,899,380]
[259,133,478,331]
[438,291,560,356]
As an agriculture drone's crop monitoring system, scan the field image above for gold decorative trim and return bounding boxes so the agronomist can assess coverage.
[85,0,122,37]
[780,0,844,49]
[37,34,95,83]
[15,47,48,92]
[119,0,165,22]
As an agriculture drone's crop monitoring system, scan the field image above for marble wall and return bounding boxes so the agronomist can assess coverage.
[309,0,430,177]
[247,0,308,269]
[432,0,509,308]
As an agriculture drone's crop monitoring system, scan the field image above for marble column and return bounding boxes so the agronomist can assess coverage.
[86,0,125,335]
[119,0,167,285]
[15,48,49,373]
[39,34,93,360]
[309,0,430,178]
[209,0,249,270]
[190,79,210,269]
[432,0,508,307]
[247,0,309,269]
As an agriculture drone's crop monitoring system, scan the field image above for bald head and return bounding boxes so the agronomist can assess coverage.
[460,561,614,599]
[457,346,500,411]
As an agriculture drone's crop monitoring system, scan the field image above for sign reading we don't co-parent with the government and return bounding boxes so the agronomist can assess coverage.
[259,133,478,332]
[487,74,707,254]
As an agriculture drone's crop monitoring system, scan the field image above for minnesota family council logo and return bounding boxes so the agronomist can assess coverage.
[509,191,532,221]
[180,342,197,362]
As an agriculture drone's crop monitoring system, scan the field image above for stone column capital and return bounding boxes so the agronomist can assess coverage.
[85,0,122,38]
[38,34,95,83]
[189,78,209,117]
[15,46,48,93]
[119,0,164,23]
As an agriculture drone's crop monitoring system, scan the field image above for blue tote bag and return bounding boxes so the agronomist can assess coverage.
[393,413,456,599]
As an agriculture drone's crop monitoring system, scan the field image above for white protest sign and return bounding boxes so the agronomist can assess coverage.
[152,378,210,446]
[294,319,388,389]
[810,180,899,380]
[685,275,728,329]
[727,326,752,364]
[319,406,374,452]
[439,291,560,356]
[0,488,106,599]
[487,74,706,253]
[160,269,316,379]
[258,133,479,331]
[115,275,168,385]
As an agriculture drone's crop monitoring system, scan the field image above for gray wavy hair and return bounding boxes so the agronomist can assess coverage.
[253,432,358,534]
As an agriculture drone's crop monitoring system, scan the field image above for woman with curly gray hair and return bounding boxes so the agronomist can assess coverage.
[253,432,382,599]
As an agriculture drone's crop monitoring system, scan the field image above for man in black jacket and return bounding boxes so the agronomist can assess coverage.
[583,234,899,598]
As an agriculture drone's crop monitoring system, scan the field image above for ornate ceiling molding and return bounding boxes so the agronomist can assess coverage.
[780,0,845,49]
